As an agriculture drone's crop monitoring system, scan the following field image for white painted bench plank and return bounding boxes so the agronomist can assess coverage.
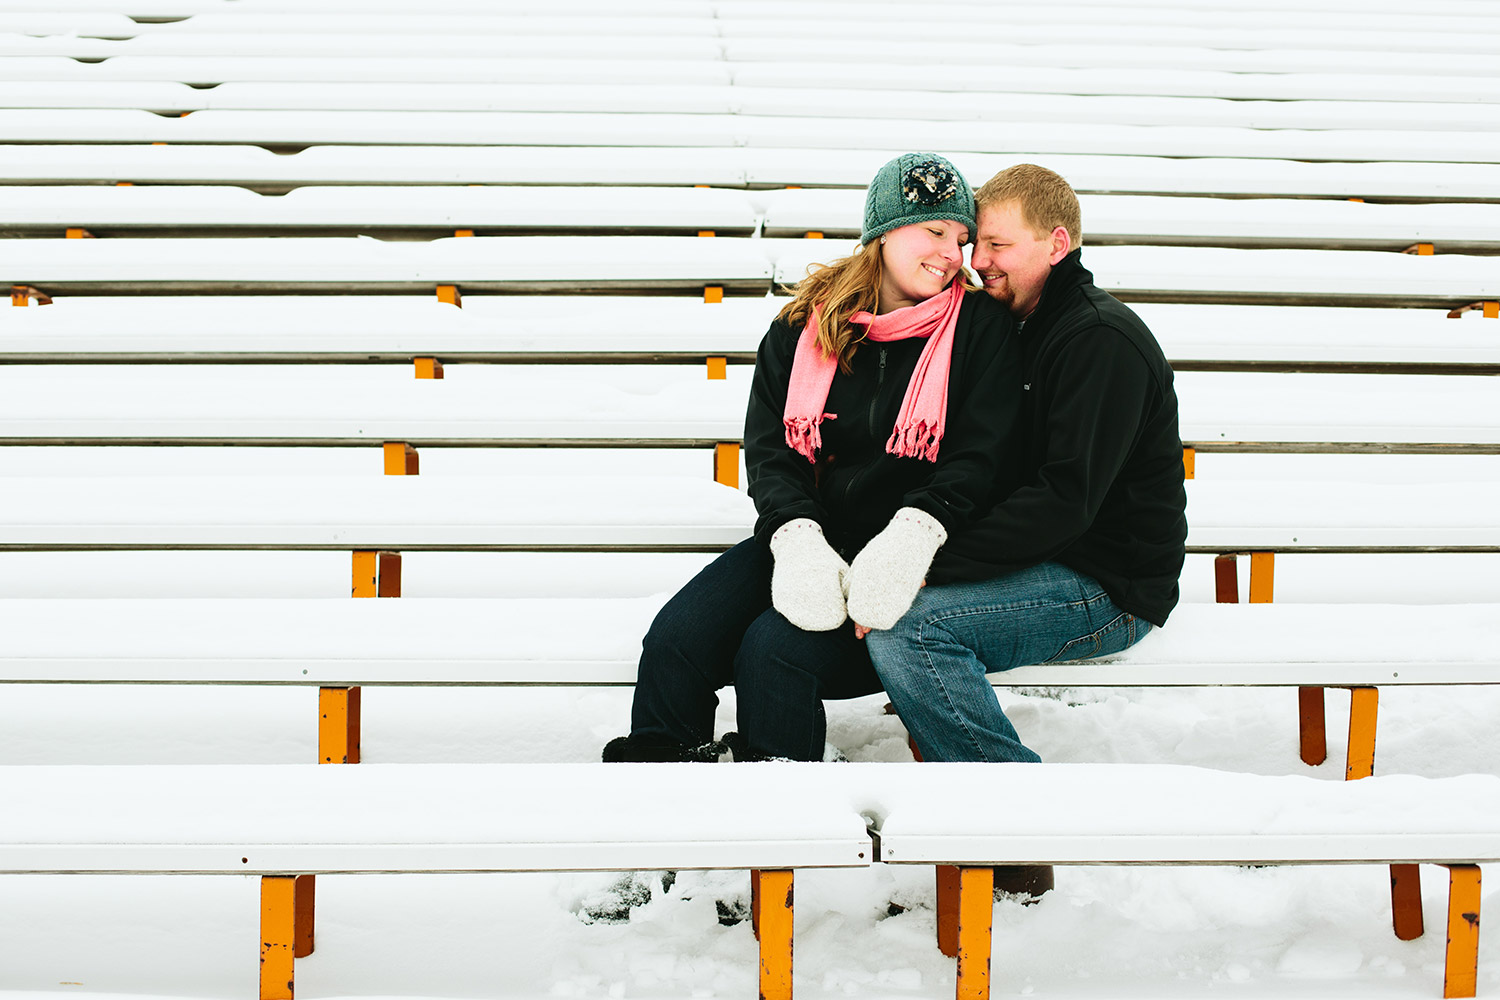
[6,238,1493,302]
[774,242,1500,305]
[733,64,1500,105]
[1184,479,1500,549]
[53,14,1500,54]
[0,235,773,289]
[0,185,760,231]
[0,295,775,359]
[12,82,1500,134]
[0,55,733,85]
[723,38,1500,76]
[0,476,1495,551]
[0,143,754,187]
[873,764,1500,865]
[0,475,756,549]
[6,144,1494,202]
[0,598,1496,687]
[0,35,725,60]
[0,762,874,873]
[764,189,1500,250]
[722,1,1500,31]
[0,368,1497,450]
[4,298,1495,369]
[0,366,751,443]
[10,57,1498,106]
[6,109,1500,164]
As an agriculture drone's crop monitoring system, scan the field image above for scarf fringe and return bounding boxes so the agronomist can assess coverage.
[785,413,835,464]
[886,420,943,463]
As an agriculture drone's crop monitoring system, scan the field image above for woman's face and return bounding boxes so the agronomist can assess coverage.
[876,219,969,313]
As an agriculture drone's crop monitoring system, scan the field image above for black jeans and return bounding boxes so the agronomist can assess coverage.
[630,538,882,760]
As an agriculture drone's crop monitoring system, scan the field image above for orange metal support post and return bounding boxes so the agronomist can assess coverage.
[436,285,461,308]
[936,864,962,957]
[1391,864,1425,941]
[1182,446,1195,480]
[1443,864,1481,998]
[318,687,361,764]
[1247,552,1274,604]
[1345,686,1379,780]
[259,876,296,1000]
[414,357,444,379]
[294,874,316,957]
[714,443,740,489]
[383,442,419,475]
[706,356,727,380]
[704,285,723,304]
[351,551,377,598]
[1213,553,1238,604]
[955,866,995,1000]
[756,869,794,1000]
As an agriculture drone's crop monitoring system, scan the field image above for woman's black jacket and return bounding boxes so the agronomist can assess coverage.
[745,290,1021,561]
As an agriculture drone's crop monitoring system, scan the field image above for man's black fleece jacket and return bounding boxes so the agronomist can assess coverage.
[927,249,1188,626]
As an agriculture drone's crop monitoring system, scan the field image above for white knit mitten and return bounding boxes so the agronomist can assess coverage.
[769,519,850,631]
[845,507,947,631]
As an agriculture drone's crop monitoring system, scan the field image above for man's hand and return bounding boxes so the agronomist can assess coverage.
[769,518,850,631]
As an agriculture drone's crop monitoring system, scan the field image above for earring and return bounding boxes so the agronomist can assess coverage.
[880,236,887,244]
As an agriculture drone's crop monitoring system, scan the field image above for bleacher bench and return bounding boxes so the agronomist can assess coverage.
[0,760,875,1000]
[873,762,1498,1000]
[1,761,1492,1000]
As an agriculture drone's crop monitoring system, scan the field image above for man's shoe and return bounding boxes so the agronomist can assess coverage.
[992,864,1054,903]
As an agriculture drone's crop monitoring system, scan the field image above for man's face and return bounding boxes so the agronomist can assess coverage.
[970,201,1069,319]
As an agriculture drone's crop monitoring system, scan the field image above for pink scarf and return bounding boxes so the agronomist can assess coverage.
[783,280,964,464]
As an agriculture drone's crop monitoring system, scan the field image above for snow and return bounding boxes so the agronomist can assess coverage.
[4,4,1499,999]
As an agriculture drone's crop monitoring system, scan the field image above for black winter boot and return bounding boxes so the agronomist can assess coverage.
[992,864,1054,902]
[601,733,725,763]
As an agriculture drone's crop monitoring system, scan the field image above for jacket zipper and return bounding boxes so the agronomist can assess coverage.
[843,346,889,513]
[867,347,888,436]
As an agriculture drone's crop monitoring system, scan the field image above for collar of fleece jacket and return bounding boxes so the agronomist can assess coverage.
[1023,248,1091,329]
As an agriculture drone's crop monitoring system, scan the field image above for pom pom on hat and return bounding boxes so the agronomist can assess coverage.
[861,153,976,245]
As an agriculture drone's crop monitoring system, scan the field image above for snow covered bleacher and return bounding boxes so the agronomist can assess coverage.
[3,2,1499,999]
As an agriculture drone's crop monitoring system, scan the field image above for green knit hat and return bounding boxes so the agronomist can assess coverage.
[861,153,976,245]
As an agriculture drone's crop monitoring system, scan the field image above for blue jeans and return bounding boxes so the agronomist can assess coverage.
[631,538,881,760]
[865,562,1151,763]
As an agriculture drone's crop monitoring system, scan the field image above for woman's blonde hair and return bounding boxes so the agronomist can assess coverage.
[776,240,976,374]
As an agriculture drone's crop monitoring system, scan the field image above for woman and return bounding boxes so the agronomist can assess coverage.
[604,153,1021,763]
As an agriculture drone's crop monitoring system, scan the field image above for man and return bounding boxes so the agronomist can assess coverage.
[864,165,1187,891]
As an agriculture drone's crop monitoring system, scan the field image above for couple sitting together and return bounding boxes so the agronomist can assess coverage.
[605,154,1188,828]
